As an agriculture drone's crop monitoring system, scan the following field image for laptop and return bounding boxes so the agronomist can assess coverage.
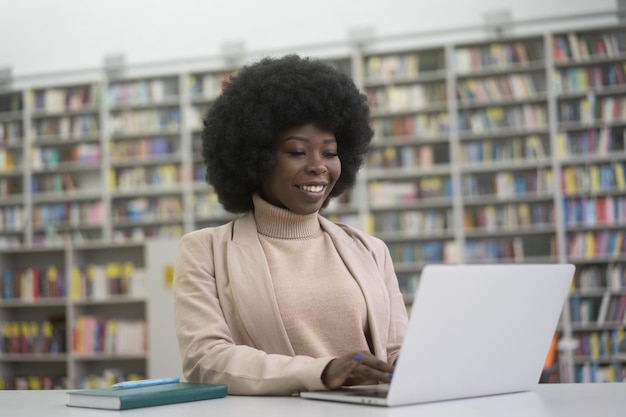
[301,263,575,407]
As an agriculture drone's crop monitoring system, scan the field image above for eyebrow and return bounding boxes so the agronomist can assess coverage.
[282,135,337,144]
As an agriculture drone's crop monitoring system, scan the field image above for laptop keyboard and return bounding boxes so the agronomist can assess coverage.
[342,387,389,398]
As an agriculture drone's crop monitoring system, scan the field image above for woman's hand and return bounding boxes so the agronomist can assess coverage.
[321,351,394,389]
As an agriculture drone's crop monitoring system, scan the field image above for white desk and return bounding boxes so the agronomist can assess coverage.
[2,383,625,416]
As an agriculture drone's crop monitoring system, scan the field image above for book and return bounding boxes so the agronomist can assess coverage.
[66,382,227,410]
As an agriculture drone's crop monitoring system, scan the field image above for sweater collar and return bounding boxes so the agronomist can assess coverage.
[252,193,321,240]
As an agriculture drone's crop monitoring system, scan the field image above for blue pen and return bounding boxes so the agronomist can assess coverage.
[112,377,179,389]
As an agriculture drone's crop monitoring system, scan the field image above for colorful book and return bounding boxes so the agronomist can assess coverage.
[65,382,227,410]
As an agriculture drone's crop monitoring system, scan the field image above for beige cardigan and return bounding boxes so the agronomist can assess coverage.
[173,212,408,395]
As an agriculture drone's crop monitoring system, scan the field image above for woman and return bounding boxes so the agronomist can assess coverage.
[173,55,408,396]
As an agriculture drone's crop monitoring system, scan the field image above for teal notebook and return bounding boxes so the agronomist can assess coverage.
[65,382,228,410]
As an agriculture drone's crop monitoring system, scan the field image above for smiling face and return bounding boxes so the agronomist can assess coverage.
[261,123,341,215]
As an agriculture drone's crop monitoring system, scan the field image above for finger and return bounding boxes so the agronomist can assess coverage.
[324,356,363,389]
[351,364,394,384]
[356,355,395,373]
[341,354,364,374]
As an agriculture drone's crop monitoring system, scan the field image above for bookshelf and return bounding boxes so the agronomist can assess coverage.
[0,90,25,249]
[1,22,626,387]
[28,82,103,246]
[0,240,179,389]
[362,46,454,301]
[106,74,186,242]
[186,68,238,230]
[551,25,626,383]
[454,35,558,264]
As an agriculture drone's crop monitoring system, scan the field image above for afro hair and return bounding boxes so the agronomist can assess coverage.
[201,54,373,213]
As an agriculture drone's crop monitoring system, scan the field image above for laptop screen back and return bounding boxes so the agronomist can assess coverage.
[387,263,574,406]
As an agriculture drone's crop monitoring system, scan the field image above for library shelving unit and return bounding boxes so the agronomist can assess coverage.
[0,90,25,248]
[359,46,454,301]
[28,82,104,246]
[67,242,148,389]
[0,239,180,389]
[453,35,558,265]
[1,21,626,388]
[0,246,67,389]
[450,33,567,383]
[106,74,186,242]
[551,25,626,383]
[185,67,238,230]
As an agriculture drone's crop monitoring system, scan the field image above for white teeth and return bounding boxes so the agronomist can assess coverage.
[300,185,324,193]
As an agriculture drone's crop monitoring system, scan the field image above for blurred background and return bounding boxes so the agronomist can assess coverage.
[0,0,618,76]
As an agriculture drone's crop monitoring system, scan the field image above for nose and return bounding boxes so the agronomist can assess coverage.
[306,153,327,175]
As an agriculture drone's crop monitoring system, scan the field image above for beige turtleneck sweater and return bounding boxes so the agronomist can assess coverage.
[253,194,371,358]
